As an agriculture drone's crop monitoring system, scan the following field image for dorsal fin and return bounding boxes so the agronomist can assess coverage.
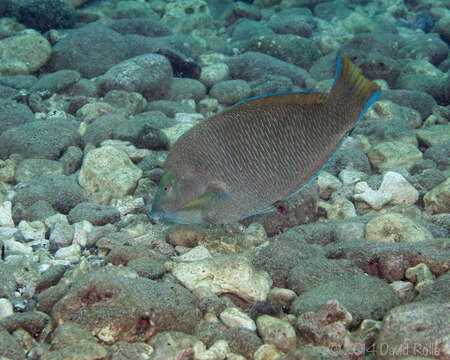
[227,91,326,112]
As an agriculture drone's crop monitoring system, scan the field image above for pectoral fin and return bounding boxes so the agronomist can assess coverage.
[182,190,230,209]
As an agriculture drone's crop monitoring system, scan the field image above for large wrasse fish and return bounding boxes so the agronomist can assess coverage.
[150,52,381,225]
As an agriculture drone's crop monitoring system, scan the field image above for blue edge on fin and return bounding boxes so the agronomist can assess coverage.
[233,90,316,106]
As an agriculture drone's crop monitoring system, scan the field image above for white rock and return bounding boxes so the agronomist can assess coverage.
[3,238,32,255]
[175,112,204,124]
[424,177,450,214]
[378,171,419,206]
[0,201,14,227]
[44,213,69,229]
[73,220,94,248]
[317,171,342,200]
[162,122,196,146]
[326,197,356,219]
[198,98,218,116]
[0,227,18,238]
[174,245,212,262]
[115,196,144,216]
[256,315,297,353]
[365,213,434,243]
[268,288,297,306]
[368,141,423,170]
[242,222,267,249]
[0,299,13,319]
[100,139,152,162]
[338,169,368,186]
[226,354,247,360]
[78,145,143,198]
[172,255,272,302]
[200,62,230,87]
[55,243,81,260]
[353,182,392,210]
[194,339,230,360]
[220,307,256,331]
[390,281,415,302]
[18,220,46,241]
[254,344,285,360]
[49,222,74,248]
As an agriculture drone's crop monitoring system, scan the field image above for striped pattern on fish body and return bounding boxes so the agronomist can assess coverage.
[150,52,381,225]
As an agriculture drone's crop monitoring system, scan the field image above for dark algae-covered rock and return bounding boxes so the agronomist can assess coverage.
[68,202,120,226]
[51,268,200,343]
[0,326,25,360]
[377,302,449,360]
[0,99,34,134]
[48,24,132,78]
[97,53,173,101]
[13,174,86,214]
[0,118,79,160]
[17,0,76,32]
[290,274,400,327]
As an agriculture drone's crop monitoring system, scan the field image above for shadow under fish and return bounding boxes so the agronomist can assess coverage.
[150,52,381,225]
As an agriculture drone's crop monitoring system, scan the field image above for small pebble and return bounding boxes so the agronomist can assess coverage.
[339,169,368,186]
[220,307,256,331]
[54,243,81,261]
[257,315,297,353]
[194,339,230,360]
[390,281,416,303]
[254,344,285,360]
[406,263,435,292]
[174,246,212,262]
[73,220,93,248]
[18,220,46,241]
[267,287,296,307]
[0,298,14,319]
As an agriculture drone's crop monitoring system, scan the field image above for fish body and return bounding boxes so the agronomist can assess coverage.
[150,52,381,225]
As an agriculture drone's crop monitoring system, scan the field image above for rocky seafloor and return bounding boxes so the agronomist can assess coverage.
[0,0,449,359]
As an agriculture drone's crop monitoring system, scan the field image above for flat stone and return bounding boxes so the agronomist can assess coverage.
[0,30,51,75]
[423,177,450,214]
[172,255,272,302]
[0,201,14,227]
[368,141,423,170]
[416,124,450,146]
[257,315,297,353]
[0,298,13,320]
[220,307,256,331]
[378,171,419,206]
[52,268,200,343]
[78,145,143,199]
[365,213,434,243]
[377,302,450,360]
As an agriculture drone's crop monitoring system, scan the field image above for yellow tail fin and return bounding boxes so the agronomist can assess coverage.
[329,52,381,116]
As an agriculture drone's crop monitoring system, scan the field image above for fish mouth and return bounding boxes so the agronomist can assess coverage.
[148,207,202,225]
[148,209,186,224]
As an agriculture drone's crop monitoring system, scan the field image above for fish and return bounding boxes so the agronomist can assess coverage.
[150,52,381,225]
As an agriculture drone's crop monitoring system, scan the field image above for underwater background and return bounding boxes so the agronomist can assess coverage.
[0,0,449,359]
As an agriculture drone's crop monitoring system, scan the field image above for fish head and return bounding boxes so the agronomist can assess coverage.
[149,169,206,224]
